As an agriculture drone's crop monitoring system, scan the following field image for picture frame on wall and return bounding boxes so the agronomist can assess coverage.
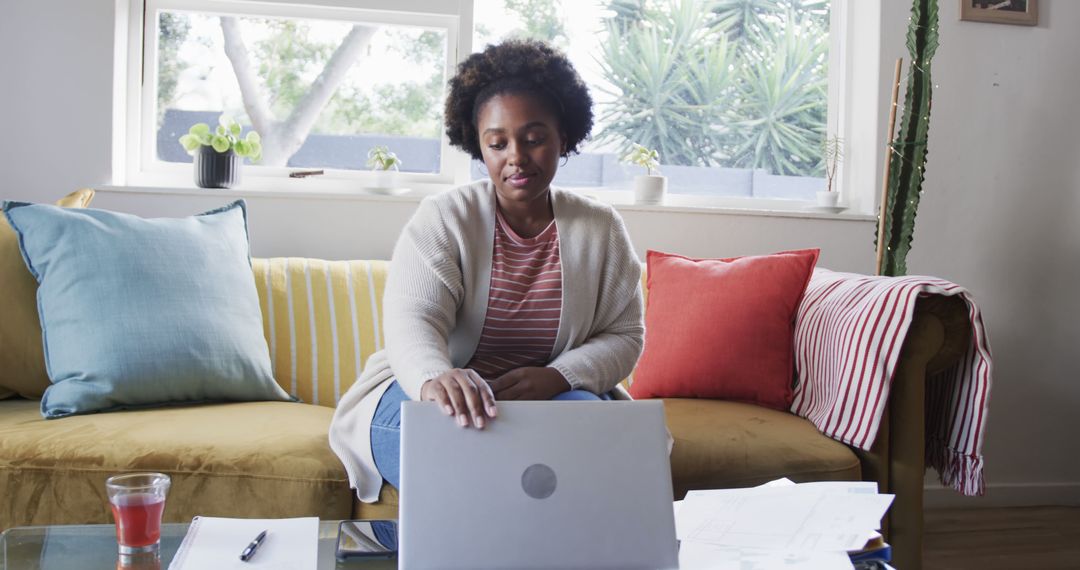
[960,0,1038,26]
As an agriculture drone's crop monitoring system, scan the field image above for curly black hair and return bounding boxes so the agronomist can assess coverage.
[444,39,593,160]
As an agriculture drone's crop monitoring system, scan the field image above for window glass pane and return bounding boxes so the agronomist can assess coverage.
[155,10,448,173]
[472,0,830,199]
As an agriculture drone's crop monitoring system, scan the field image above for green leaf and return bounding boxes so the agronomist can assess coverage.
[218,114,234,129]
[366,145,401,170]
[189,123,210,137]
[210,135,230,153]
[245,131,261,144]
[178,134,200,152]
[216,125,226,136]
[234,140,249,157]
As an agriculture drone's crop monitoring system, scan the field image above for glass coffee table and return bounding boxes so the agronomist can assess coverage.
[0,521,396,569]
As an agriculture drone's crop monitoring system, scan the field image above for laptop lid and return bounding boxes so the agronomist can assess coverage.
[399,400,678,570]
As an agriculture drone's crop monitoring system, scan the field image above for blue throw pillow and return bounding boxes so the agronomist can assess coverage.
[2,199,293,418]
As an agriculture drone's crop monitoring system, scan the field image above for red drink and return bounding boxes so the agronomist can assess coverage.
[110,492,166,548]
[106,472,171,556]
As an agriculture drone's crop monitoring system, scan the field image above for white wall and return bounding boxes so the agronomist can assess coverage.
[0,1,114,199]
[2,0,1077,506]
[895,0,1080,507]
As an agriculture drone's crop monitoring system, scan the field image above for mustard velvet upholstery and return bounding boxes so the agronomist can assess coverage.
[354,482,401,521]
[662,399,860,497]
[0,189,95,399]
[0,398,351,529]
[251,258,388,406]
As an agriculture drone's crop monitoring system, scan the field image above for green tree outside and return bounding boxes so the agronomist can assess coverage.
[156,12,190,127]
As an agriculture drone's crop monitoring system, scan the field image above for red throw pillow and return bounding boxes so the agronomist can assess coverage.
[629,249,820,410]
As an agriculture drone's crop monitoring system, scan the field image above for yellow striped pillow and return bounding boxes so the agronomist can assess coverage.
[251,258,388,407]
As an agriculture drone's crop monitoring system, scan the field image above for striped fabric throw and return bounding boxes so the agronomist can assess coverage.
[791,269,993,496]
[251,258,388,407]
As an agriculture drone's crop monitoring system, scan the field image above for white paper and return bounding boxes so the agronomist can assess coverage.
[168,516,318,570]
[679,541,855,570]
[676,481,894,553]
[796,480,879,495]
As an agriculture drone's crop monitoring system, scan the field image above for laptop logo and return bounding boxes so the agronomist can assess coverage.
[521,464,557,499]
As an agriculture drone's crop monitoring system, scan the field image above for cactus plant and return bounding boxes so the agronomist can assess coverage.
[877,0,939,277]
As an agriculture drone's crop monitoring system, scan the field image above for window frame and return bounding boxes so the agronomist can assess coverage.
[114,0,868,213]
[117,0,471,192]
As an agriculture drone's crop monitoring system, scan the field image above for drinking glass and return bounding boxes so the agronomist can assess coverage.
[106,472,171,556]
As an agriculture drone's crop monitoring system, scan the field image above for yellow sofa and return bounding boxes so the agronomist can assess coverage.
[0,257,969,569]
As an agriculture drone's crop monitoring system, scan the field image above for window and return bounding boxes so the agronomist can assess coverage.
[123,0,462,188]
[473,0,838,203]
[120,0,849,207]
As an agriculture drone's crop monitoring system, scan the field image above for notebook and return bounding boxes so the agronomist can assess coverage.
[168,516,318,570]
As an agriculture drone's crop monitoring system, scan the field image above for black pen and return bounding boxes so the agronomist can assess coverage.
[239,529,268,562]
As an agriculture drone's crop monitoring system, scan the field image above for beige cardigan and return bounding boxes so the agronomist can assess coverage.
[328,181,645,502]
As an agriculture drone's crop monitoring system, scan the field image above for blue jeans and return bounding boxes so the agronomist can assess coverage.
[370,380,611,490]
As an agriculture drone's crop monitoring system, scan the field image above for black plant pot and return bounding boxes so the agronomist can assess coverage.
[194,146,241,189]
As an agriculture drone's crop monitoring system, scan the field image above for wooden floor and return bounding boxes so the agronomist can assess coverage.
[924,506,1080,569]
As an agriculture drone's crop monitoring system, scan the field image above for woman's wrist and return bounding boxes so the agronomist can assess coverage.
[543,367,572,393]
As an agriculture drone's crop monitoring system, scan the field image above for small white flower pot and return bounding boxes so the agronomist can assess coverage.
[634,175,667,205]
[816,191,840,208]
[371,169,399,190]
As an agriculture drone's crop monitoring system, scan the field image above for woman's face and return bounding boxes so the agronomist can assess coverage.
[476,92,566,207]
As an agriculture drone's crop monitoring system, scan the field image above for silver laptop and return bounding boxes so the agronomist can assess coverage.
[399,400,678,570]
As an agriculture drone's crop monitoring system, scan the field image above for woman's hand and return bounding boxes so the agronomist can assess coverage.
[420,369,497,429]
[490,367,570,401]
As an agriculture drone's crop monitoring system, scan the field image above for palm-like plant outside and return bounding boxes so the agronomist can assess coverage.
[710,0,788,40]
[594,0,734,167]
[727,10,828,176]
[595,0,829,176]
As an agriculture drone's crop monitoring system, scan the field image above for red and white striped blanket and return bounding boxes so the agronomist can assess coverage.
[791,269,993,496]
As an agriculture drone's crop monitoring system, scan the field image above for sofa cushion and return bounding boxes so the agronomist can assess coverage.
[3,200,292,418]
[0,189,95,400]
[0,399,352,530]
[250,258,390,406]
[663,398,860,498]
[630,249,819,410]
[354,482,401,521]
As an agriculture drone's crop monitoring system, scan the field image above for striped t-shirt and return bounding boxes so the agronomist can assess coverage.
[465,209,562,379]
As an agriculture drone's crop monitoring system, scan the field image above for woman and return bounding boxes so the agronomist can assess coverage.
[329,39,644,502]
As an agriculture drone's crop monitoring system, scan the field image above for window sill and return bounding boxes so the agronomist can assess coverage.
[95,183,426,203]
[95,184,877,223]
[607,201,874,222]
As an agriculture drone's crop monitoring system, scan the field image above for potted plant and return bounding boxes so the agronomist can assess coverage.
[366,146,403,194]
[179,115,261,189]
[817,135,843,210]
[876,0,939,276]
[625,144,666,205]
